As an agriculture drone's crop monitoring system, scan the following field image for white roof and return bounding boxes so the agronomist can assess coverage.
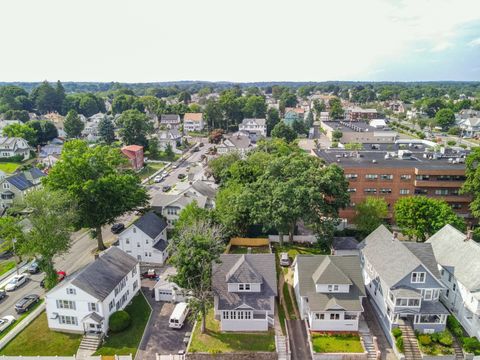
[171,302,188,319]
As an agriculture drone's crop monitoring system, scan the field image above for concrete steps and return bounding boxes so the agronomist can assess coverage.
[398,324,422,360]
[79,334,103,352]
[276,335,289,360]
[360,331,379,360]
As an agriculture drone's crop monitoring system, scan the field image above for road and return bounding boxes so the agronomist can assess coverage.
[0,139,213,320]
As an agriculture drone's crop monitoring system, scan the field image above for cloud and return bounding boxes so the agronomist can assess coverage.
[431,42,453,52]
[467,37,480,47]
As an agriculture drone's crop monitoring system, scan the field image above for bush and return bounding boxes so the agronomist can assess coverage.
[447,315,464,338]
[109,310,131,333]
[396,337,404,353]
[0,155,23,163]
[392,328,402,338]
[447,140,456,146]
[419,334,432,346]
[438,332,453,346]
[463,337,480,355]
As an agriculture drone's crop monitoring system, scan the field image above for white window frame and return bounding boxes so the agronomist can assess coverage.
[411,272,426,284]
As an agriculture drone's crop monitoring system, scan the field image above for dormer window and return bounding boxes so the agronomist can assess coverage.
[411,272,426,284]
[238,283,251,291]
[328,285,339,292]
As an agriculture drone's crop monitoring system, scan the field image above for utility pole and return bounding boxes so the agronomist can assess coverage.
[12,238,19,275]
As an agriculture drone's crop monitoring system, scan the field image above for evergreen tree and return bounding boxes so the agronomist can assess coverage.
[64,110,84,138]
[98,116,116,144]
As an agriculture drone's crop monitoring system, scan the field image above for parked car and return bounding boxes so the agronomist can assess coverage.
[5,274,28,291]
[280,252,290,267]
[154,175,163,183]
[28,260,40,274]
[172,164,178,169]
[15,294,39,314]
[0,316,15,332]
[192,147,199,152]
[0,289,6,301]
[40,271,66,288]
[199,142,204,147]
[162,185,171,192]
[169,302,189,329]
[177,173,186,180]
[111,223,125,234]
[141,269,157,279]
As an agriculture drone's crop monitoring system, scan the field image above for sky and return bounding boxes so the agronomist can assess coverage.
[1,0,480,82]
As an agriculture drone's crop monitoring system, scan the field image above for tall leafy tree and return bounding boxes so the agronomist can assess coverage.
[44,140,149,250]
[312,99,326,119]
[98,116,116,144]
[64,110,84,138]
[117,109,153,147]
[266,108,280,136]
[17,188,75,289]
[461,147,480,218]
[271,122,297,143]
[394,196,465,241]
[353,197,388,237]
[204,100,224,130]
[31,81,63,114]
[435,108,455,130]
[329,97,344,119]
[168,220,225,334]
[0,216,23,254]
[243,95,267,118]
[2,123,37,146]
[28,120,58,145]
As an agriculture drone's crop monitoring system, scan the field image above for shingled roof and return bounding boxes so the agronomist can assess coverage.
[132,211,167,240]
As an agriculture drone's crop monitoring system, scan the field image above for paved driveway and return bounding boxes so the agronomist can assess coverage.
[287,319,312,360]
[363,298,396,360]
[137,284,193,360]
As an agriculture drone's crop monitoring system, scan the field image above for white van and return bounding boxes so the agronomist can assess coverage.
[169,302,189,329]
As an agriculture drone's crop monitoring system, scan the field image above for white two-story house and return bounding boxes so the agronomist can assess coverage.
[183,113,204,132]
[427,225,480,339]
[117,211,168,265]
[0,137,31,160]
[238,118,267,141]
[359,225,448,337]
[212,254,277,332]
[46,247,140,334]
[294,255,366,331]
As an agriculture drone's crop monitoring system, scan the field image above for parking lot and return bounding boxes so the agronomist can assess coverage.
[137,279,193,359]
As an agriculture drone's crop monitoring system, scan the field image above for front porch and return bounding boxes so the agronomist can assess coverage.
[219,310,274,332]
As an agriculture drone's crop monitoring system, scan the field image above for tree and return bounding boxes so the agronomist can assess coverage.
[271,122,297,143]
[332,129,343,142]
[177,91,191,105]
[3,109,30,122]
[394,196,466,241]
[329,98,344,119]
[305,111,314,130]
[64,110,84,138]
[111,94,135,114]
[174,202,212,234]
[292,119,307,135]
[207,152,242,183]
[147,138,160,159]
[44,140,149,250]
[0,216,23,254]
[266,108,280,136]
[164,143,174,159]
[28,120,58,145]
[98,116,116,144]
[117,109,153,147]
[243,95,267,118]
[17,188,75,289]
[461,147,480,218]
[313,99,326,119]
[215,182,253,236]
[168,220,225,334]
[208,129,224,144]
[435,108,455,130]
[219,90,244,130]
[31,81,63,114]
[353,197,388,237]
[2,123,37,146]
[204,99,224,130]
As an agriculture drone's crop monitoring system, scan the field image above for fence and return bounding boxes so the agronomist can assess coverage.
[268,235,317,243]
[230,238,270,246]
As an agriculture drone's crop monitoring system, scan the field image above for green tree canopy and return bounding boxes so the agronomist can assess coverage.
[353,197,388,237]
[435,108,455,130]
[117,109,153,147]
[271,122,297,143]
[64,110,84,138]
[98,116,116,144]
[461,147,480,218]
[2,123,37,146]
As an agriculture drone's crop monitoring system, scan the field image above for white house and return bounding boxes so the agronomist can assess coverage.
[154,267,188,303]
[117,211,168,265]
[238,118,267,140]
[216,133,253,157]
[0,168,46,209]
[294,255,365,331]
[183,113,204,132]
[0,137,30,160]
[427,225,480,339]
[160,114,181,129]
[212,254,277,331]
[158,129,182,154]
[45,247,140,334]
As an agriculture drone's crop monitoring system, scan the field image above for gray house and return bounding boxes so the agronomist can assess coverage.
[0,168,46,209]
[359,225,448,335]
[212,254,277,332]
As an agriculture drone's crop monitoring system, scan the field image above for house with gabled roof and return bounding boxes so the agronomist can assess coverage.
[359,225,448,335]
[0,137,31,160]
[212,254,277,331]
[45,247,140,334]
[294,255,365,331]
[427,225,480,339]
[0,168,46,209]
[238,118,267,141]
[183,113,204,132]
[160,114,181,129]
[117,211,168,265]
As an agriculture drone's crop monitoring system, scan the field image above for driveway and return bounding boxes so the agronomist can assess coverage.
[363,298,396,360]
[287,319,312,360]
[137,282,193,359]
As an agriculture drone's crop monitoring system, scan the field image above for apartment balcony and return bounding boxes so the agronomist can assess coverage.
[414,180,464,188]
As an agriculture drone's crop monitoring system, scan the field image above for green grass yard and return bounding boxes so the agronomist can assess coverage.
[0,162,20,174]
[0,311,82,356]
[275,243,326,258]
[311,333,364,353]
[0,260,16,277]
[228,245,271,254]
[138,162,165,180]
[189,308,275,353]
[94,292,151,356]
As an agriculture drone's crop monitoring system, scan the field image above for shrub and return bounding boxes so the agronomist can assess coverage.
[447,140,456,146]
[0,155,23,163]
[396,337,404,353]
[109,310,131,332]
[392,328,402,338]
[438,332,453,346]
[463,337,480,355]
[447,315,464,338]
[418,334,432,346]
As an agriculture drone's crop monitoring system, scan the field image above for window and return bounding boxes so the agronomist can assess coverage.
[133,280,138,291]
[133,228,136,233]
[345,174,358,179]
[415,189,428,195]
[2,183,10,189]
[137,243,141,248]
[66,288,76,295]
[380,174,393,180]
[131,266,137,276]
[445,289,450,298]
[347,188,357,193]
[423,289,433,300]
[345,314,357,320]
[411,272,426,283]
[59,315,78,326]
[56,300,76,310]
[364,188,377,194]
[114,276,128,296]
[223,311,229,320]
[88,303,97,311]
[109,300,115,312]
[400,174,411,180]
[365,174,378,180]
[145,239,149,244]
[453,284,456,292]
[441,269,444,276]
[419,314,441,323]
[434,189,449,195]
[400,189,410,195]
[238,284,251,291]
[416,175,430,181]
[396,298,408,306]
[334,285,339,291]
[448,274,452,282]
[380,188,392,194]
[330,313,340,320]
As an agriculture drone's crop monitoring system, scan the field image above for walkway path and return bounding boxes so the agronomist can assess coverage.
[286,320,312,360]
[398,322,422,360]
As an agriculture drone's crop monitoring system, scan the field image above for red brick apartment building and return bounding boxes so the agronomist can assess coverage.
[121,145,144,171]
[312,146,472,223]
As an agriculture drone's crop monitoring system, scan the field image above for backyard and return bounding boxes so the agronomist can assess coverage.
[0,162,20,174]
[228,245,271,254]
[188,308,275,353]
[0,311,82,356]
[274,243,326,258]
[311,333,364,353]
[95,292,151,356]
[138,162,165,180]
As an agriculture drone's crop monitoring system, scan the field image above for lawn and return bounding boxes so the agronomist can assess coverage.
[275,243,326,258]
[311,333,364,353]
[189,308,275,353]
[228,246,271,254]
[0,162,20,174]
[0,300,44,341]
[138,162,165,180]
[0,260,16,277]
[94,292,151,356]
[282,282,297,320]
[0,311,82,356]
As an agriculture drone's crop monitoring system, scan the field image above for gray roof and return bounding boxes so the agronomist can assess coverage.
[212,254,277,311]
[241,118,266,126]
[402,242,441,279]
[191,181,217,199]
[71,247,138,301]
[312,257,353,285]
[420,300,449,315]
[83,312,104,323]
[427,225,480,292]
[296,255,365,312]
[160,114,180,122]
[332,237,359,251]
[153,239,168,252]
[391,287,422,298]
[359,225,443,288]
[133,211,167,240]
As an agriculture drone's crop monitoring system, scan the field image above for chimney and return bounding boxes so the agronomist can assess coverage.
[466,230,473,241]
[392,232,398,241]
